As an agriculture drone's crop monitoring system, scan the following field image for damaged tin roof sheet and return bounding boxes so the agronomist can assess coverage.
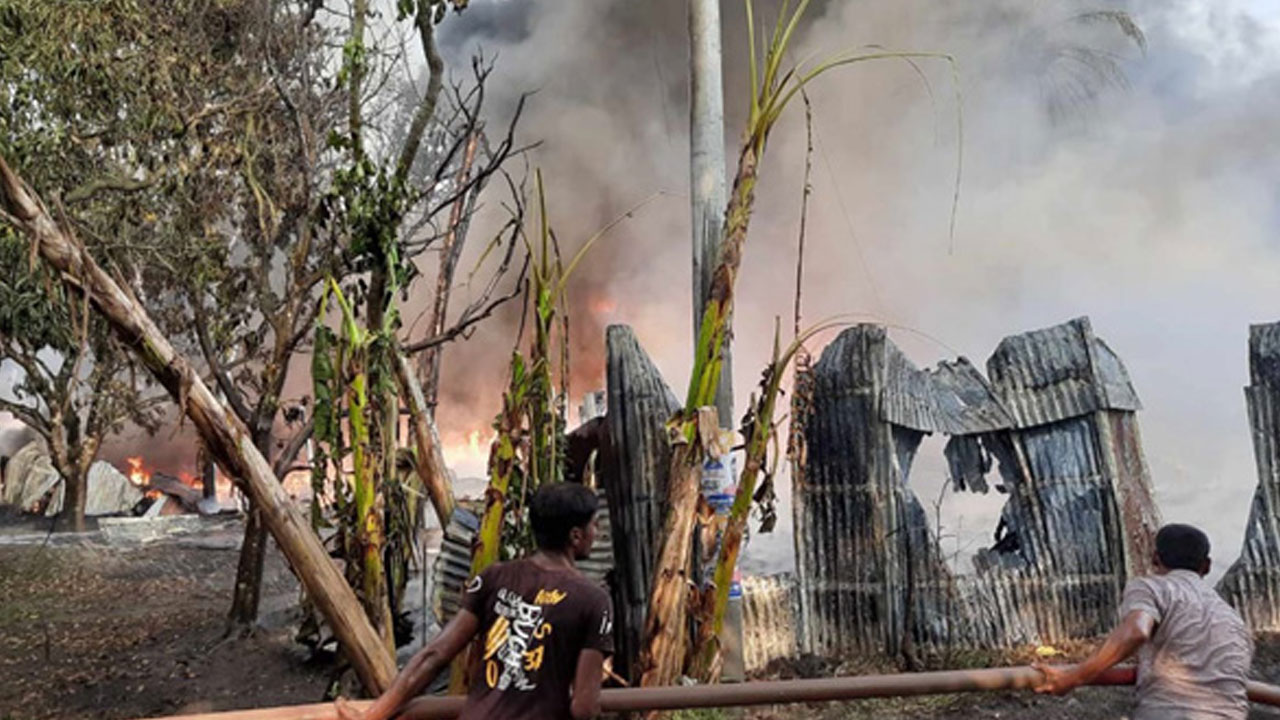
[882,344,1015,435]
[792,317,1158,654]
[987,316,1141,428]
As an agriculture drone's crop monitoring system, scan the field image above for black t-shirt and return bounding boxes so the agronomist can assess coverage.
[458,558,614,720]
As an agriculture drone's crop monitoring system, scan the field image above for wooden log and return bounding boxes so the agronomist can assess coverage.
[149,473,203,511]
[0,155,397,693]
[130,667,1280,719]
[393,352,456,526]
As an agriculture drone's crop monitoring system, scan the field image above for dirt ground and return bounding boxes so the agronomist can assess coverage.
[3,514,1280,720]
[0,514,331,720]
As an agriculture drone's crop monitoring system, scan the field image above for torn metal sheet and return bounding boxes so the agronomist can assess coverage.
[986,317,1141,428]
[601,324,680,679]
[1219,322,1280,629]
[791,325,960,658]
[792,318,1160,655]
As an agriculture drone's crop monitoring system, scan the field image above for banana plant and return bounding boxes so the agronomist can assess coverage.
[690,319,849,680]
[638,0,958,689]
[456,173,648,692]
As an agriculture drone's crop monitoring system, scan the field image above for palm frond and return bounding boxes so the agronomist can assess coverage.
[1075,9,1147,55]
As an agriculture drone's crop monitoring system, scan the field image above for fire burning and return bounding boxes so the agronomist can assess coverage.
[125,456,150,487]
[124,456,162,500]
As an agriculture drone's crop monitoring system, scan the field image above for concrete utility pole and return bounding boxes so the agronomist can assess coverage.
[689,0,744,682]
[690,0,733,429]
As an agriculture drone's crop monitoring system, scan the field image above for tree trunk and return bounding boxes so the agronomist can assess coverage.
[228,431,273,633]
[635,408,719,690]
[60,462,88,533]
[365,256,396,654]
[230,509,268,628]
[0,154,397,694]
[637,140,761,689]
[51,428,88,533]
[202,446,217,500]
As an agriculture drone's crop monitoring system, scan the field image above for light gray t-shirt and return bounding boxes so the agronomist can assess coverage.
[1121,570,1253,720]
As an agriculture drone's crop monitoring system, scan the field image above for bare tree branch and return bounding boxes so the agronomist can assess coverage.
[272,416,314,478]
[190,297,254,424]
[393,7,445,186]
[0,397,51,439]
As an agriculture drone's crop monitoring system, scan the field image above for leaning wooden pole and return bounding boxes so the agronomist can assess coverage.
[132,666,1280,719]
[393,351,456,526]
[0,155,397,693]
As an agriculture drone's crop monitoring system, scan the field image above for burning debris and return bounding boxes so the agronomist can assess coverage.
[0,448,230,521]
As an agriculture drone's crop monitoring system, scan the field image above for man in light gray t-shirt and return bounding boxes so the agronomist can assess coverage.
[1035,524,1253,719]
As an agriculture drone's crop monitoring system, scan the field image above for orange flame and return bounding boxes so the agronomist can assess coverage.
[125,456,151,487]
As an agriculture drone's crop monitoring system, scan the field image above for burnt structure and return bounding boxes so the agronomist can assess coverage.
[1219,322,1280,629]
[600,325,680,678]
[792,317,1161,654]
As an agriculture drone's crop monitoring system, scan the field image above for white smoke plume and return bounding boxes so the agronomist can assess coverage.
[426,0,1280,577]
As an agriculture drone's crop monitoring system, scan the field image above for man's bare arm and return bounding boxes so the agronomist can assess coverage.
[1034,610,1155,695]
[337,609,480,720]
[569,648,606,720]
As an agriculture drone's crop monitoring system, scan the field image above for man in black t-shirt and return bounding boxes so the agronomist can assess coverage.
[338,482,613,720]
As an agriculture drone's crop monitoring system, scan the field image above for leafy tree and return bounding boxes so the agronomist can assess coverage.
[0,232,162,530]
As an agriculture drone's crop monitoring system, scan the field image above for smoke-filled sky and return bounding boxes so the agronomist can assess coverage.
[3,0,1278,579]
[425,0,1280,577]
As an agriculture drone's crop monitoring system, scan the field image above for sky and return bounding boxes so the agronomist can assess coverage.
[3,0,1279,581]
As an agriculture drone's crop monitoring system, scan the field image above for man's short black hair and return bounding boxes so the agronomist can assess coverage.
[1155,523,1210,572]
[530,482,598,550]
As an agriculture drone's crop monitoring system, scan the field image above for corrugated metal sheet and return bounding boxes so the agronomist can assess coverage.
[602,324,679,678]
[1220,322,1280,629]
[430,493,615,624]
[793,319,1158,655]
[882,348,1014,435]
[793,325,961,658]
[740,574,798,674]
[987,316,1141,429]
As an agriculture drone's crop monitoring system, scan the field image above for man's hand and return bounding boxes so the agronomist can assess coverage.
[1033,662,1083,696]
[335,697,364,720]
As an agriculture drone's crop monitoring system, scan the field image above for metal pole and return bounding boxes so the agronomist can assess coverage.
[141,666,1280,719]
[689,0,732,427]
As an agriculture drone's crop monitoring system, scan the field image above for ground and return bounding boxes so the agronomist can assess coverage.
[0,513,330,720]
[2,512,1279,719]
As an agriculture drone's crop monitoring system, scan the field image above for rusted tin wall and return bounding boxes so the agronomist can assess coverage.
[740,574,798,674]
[970,318,1160,645]
[1220,322,1280,629]
[793,318,1160,655]
[793,325,1002,657]
[602,324,679,678]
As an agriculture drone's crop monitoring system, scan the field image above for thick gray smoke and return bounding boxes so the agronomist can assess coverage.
[429,0,1280,577]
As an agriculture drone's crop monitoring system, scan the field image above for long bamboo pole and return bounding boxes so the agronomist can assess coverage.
[0,155,397,693]
[132,666,1280,719]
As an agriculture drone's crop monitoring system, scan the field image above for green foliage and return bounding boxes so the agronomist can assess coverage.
[0,232,75,353]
